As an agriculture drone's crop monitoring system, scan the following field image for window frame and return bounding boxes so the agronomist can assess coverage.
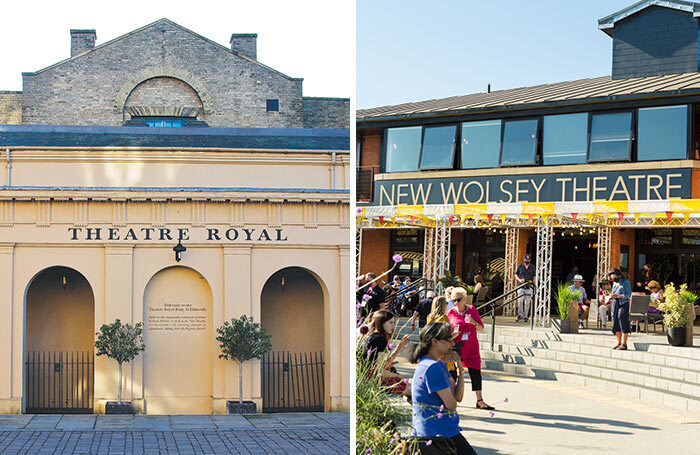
[498,117,540,167]
[635,104,691,162]
[418,123,459,171]
[586,109,634,163]
[382,125,423,173]
[541,112,589,166]
[459,119,502,170]
[266,99,280,112]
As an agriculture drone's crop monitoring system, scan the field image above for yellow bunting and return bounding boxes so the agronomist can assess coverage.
[593,200,628,213]
[669,199,700,212]
[396,205,423,216]
[633,213,640,224]
[500,214,506,224]
[683,213,690,224]
[522,202,555,215]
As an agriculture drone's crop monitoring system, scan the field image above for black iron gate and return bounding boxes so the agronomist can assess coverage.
[25,351,94,414]
[261,351,324,412]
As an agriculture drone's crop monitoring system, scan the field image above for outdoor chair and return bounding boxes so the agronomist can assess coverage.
[629,295,651,333]
[475,286,489,306]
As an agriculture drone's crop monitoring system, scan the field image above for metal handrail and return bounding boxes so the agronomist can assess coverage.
[475,281,535,351]
[383,277,433,305]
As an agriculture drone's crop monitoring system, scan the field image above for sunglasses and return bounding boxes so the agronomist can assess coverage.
[453,297,463,302]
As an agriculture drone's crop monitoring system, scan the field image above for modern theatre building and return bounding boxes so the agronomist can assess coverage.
[0,20,350,414]
[357,0,700,327]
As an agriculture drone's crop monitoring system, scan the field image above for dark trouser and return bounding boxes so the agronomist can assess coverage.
[467,368,482,392]
[451,434,478,455]
[612,300,631,334]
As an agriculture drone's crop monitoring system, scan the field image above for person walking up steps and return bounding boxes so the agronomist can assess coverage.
[515,255,536,322]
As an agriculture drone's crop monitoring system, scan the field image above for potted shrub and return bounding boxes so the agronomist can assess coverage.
[216,315,272,413]
[659,284,694,346]
[553,283,580,334]
[95,319,145,414]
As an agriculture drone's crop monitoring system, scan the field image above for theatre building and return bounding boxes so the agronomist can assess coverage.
[0,20,350,414]
[357,1,700,327]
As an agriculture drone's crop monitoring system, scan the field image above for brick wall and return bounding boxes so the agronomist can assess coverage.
[0,92,21,124]
[612,6,698,79]
[360,229,390,278]
[692,169,700,198]
[359,134,381,168]
[302,97,349,128]
[124,77,203,119]
[611,228,636,280]
[21,20,308,128]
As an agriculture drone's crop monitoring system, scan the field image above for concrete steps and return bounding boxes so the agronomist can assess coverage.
[393,318,700,413]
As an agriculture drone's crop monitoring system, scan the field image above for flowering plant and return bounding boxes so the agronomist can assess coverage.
[658,283,692,328]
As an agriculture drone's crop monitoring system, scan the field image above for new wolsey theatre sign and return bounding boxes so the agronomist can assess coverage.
[375,169,691,205]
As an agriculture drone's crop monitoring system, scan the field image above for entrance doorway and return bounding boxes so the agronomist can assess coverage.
[552,229,598,299]
[24,266,95,413]
[260,267,325,412]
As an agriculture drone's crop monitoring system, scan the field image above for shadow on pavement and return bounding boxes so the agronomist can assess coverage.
[463,414,651,435]
[470,446,507,455]
[489,409,659,431]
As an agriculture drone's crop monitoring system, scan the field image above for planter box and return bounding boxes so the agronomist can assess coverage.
[554,318,576,334]
[668,327,686,346]
[105,402,135,414]
[227,400,257,414]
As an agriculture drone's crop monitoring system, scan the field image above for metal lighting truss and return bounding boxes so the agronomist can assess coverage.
[503,227,521,316]
[356,226,362,277]
[423,226,435,284]
[596,226,611,297]
[534,217,553,327]
[434,217,451,294]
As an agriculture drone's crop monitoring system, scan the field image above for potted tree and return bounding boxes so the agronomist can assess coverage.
[658,284,694,346]
[216,315,272,413]
[553,283,580,334]
[95,319,145,414]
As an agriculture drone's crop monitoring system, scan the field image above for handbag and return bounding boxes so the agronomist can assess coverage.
[417,436,457,455]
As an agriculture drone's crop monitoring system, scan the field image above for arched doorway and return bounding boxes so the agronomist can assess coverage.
[260,267,325,412]
[24,266,95,413]
[142,266,213,414]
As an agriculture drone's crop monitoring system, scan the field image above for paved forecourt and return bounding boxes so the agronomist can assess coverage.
[0,412,349,454]
[395,358,700,455]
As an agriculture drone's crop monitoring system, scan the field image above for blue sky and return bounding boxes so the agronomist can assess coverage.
[357,0,637,109]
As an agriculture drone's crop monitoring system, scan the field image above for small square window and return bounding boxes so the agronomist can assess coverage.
[266,99,279,112]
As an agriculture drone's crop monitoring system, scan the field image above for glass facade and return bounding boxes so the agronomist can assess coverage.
[460,120,501,169]
[637,105,687,161]
[419,125,457,169]
[542,113,588,165]
[588,112,632,161]
[500,119,538,165]
[385,126,422,172]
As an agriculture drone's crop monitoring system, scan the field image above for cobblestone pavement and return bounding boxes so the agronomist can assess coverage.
[0,413,349,454]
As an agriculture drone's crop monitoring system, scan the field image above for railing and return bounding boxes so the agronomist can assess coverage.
[356,167,377,202]
[382,278,434,314]
[25,351,94,414]
[476,282,535,351]
[261,351,324,413]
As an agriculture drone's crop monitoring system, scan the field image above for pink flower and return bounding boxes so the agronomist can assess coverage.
[426,440,433,446]
[402,379,409,384]
[356,415,362,421]
[437,412,443,419]
[439,404,444,411]
[366,450,372,454]
[362,294,372,301]
[393,254,403,263]
[504,397,509,403]
[359,325,370,335]
[489,411,495,418]
[387,343,395,350]
[418,376,423,381]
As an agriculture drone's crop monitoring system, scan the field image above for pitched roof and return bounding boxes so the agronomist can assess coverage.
[598,0,700,36]
[357,72,700,122]
[23,18,301,82]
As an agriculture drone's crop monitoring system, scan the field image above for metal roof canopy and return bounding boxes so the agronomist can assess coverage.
[598,0,700,36]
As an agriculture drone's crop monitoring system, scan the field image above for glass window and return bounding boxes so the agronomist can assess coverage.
[266,99,279,112]
[542,113,588,165]
[682,229,700,246]
[460,120,501,169]
[637,105,687,161]
[500,119,538,166]
[141,117,185,128]
[385,126,422,172]
[419,125,457,169]
[639,229,673,246]
[588,112,632,161]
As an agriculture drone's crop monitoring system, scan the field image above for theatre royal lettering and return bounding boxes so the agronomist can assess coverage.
[67,227,289,242]
[375,169,691,205]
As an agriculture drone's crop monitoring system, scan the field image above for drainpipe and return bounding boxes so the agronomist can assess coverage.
[330,152,336,190]
[5,148,10,187]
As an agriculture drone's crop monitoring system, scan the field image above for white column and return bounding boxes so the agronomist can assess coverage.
[534,218,553,327]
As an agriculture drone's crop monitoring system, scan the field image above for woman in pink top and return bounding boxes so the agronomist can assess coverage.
[448,287,494,410]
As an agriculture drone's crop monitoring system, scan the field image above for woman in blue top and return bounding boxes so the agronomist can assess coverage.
[609,268,632,350]
[410,322,477,455]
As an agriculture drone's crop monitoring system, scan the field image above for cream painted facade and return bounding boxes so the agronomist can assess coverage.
[0,145,350,414]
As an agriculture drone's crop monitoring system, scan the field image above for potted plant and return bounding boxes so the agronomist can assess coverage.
[95,319,145,414]
[553,283,580,334]
[216,315,272,413]
[438,271,464,290]
[659,284,694,346]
